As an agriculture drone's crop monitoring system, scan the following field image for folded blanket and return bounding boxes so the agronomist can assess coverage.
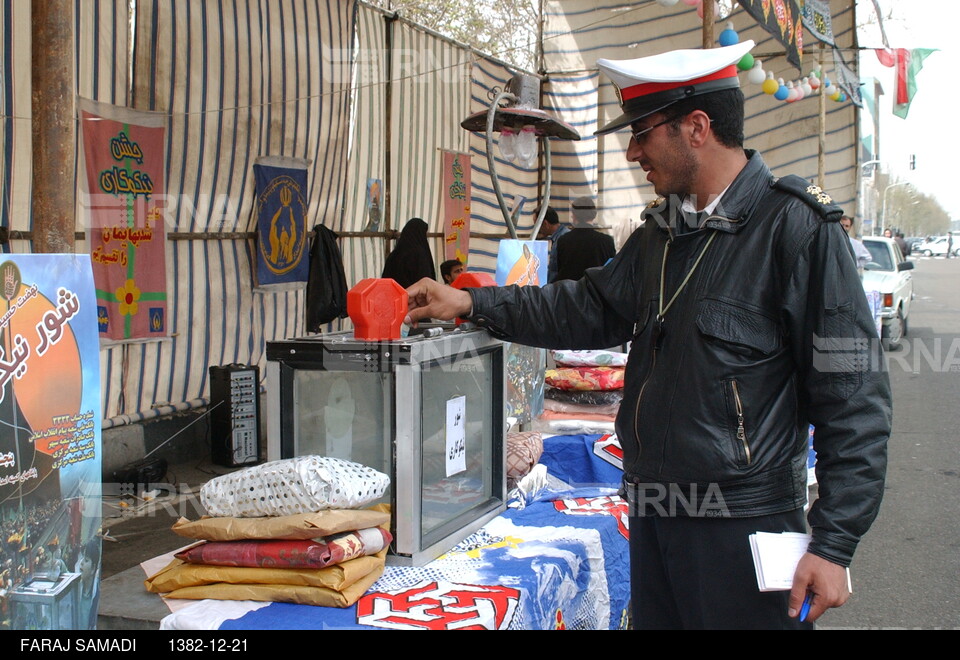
[543,399,620,417]
[545,367,625,391]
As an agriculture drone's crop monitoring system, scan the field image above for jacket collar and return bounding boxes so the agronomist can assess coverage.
[641,150,775,236]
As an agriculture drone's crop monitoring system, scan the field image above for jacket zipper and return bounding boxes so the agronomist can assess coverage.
[632,348,657,464]
[731,380,752,466]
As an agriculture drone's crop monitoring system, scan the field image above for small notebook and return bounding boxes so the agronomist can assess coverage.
[748,531,811,591]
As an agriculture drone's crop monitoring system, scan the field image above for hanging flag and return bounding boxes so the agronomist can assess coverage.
[875,48,937,119]
[832,48,863,108]
[801,0,835,47]
[440,151,472,264]
[739,0,804,71]
[253,157,311,290]
[893,49,937,119]
[79,98,168,343]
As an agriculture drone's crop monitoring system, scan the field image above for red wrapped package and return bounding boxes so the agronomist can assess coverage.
[175,527,392,569]
[545,366,625,391]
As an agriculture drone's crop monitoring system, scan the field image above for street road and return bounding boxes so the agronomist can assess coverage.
[819,255,960,630]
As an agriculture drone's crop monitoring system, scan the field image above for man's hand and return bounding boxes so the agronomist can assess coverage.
[405,278,472,326]
[788,552,850,623]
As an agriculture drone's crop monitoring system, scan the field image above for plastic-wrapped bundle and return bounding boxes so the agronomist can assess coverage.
[545,367,625,391]
[551,349,628,368]
[175,528,392,569]
[543,399,620,417]
[200,456,389,518]
[544,387,623,406]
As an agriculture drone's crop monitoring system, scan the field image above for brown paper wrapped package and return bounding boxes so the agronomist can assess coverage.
[171,506,390,542]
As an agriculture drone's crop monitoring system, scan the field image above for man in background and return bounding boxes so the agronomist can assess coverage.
[841,215,871,272]
[536,206,569,283]
[440,258,465,285]
[555,196,616,281]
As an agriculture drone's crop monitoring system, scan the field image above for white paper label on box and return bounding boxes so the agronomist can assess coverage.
[445,396,467,477]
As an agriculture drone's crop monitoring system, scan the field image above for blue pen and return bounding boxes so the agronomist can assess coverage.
[799,593,813,622]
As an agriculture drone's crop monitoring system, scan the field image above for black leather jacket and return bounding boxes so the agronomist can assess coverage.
[468,151,891,567]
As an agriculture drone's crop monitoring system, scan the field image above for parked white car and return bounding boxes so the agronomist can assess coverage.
[916,235,960,257]
[861,237,915,350]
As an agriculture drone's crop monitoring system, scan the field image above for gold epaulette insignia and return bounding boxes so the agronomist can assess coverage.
[806,185,833,205]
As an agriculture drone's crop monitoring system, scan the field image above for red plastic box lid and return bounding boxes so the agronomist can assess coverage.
[348,278,409,340]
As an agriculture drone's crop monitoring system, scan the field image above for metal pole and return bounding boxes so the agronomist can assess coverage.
[701,0,715,48]
[882,181,910,233]
[383,12,397,246]
[817,44,826,189]
[872,79,883,162]
[485,90,520,240]
[529,142,552,240]
[31,0,76,253]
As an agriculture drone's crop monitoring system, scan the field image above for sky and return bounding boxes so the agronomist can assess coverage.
[856,0,960,221]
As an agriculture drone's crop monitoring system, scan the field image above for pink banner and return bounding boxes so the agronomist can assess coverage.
[441,151,471,264]
[80,100,168,342]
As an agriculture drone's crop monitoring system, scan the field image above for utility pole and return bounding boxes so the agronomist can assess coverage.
[31,0,76,253]
[701,0,715,48]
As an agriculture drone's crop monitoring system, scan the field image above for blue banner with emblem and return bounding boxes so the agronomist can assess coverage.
[253,157,311,290]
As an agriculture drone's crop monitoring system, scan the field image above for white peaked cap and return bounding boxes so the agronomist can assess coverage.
[596,40,755,135]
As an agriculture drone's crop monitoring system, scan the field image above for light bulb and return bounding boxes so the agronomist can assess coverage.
[719,22,738,47]
[499,127,517,162]
[762,72,779,95]
[774,79,789,101]
[748,61,766,85]
[514,125,538,168]
[785,81,797,103]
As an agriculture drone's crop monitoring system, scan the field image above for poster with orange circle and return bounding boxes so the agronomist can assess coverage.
[0,255,101,630]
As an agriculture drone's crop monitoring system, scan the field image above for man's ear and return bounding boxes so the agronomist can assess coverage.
[687,110,712,147]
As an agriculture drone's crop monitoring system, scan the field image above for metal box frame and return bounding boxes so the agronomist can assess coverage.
[266,328,506,566]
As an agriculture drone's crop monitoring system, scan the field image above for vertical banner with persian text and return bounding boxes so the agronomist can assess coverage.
[0,255,102,630]
[441,151,471,264]
[253,157,310,290]
[79,99,168,343]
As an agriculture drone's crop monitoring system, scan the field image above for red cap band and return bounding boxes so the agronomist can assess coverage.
[619,65,739,102]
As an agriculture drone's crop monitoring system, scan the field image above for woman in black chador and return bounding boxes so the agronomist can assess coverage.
[382,218,436,288]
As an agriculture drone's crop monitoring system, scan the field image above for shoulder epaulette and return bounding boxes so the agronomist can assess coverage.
[640,196,668,223]
[645,196,666,211]
[771,175,843,222]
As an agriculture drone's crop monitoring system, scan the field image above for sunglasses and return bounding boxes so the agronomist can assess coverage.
[630,114,711,144]
[630,115,677,143]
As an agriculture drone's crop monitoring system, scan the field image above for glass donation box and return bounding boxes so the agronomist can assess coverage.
[265,327,507,566]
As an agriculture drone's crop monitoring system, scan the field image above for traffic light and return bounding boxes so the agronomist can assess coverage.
[909,154,916,170]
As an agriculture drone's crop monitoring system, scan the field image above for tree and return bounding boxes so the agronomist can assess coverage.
[372,0,540,72]
[874,171,949,238]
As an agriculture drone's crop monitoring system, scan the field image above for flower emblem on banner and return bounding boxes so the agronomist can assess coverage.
[555,609,567,630]
[115,279,141,317]
[356,580,520,630]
